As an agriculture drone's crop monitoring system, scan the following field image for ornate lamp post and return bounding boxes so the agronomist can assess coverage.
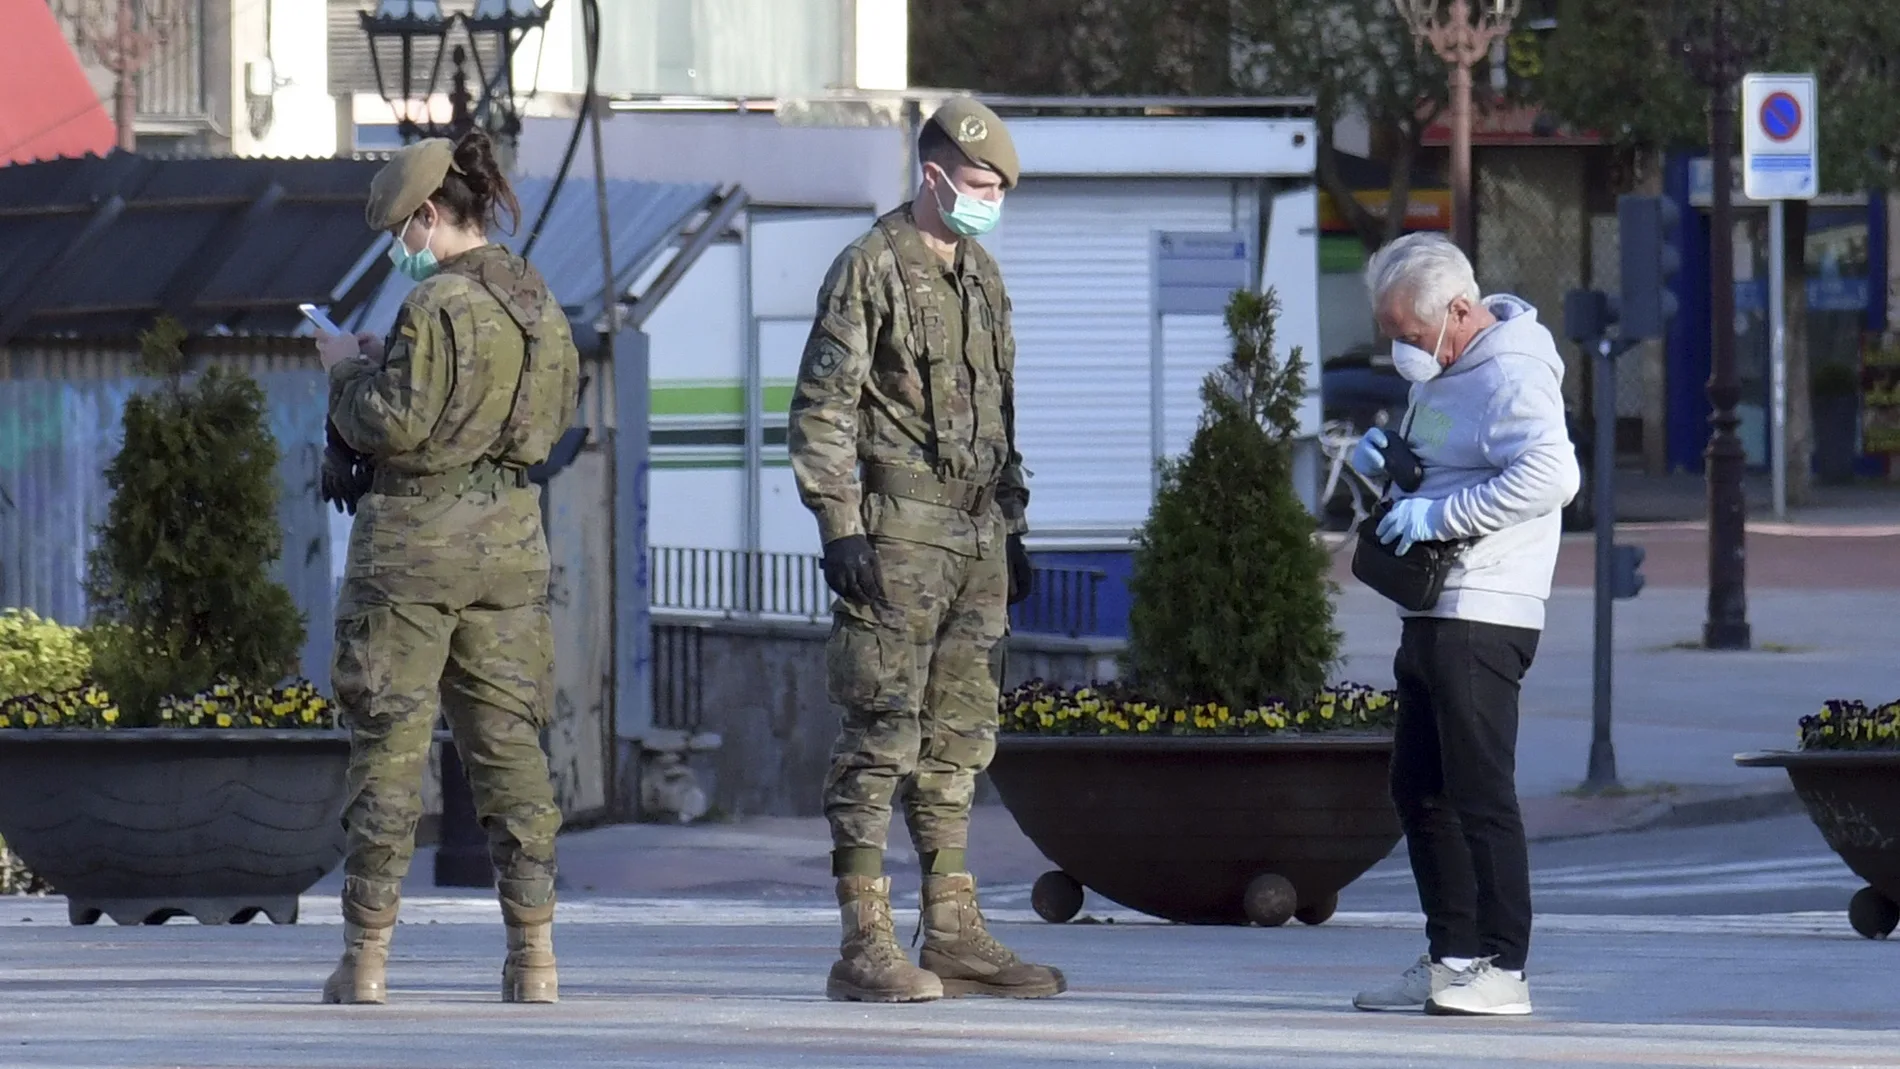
[1673,0,1765,650]
[360,0,548,145]
[1393,0,1523,255]
[357,0,551,888]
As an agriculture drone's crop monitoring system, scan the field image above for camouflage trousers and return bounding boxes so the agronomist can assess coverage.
[331,487,562,904]
[822,534,1009,854]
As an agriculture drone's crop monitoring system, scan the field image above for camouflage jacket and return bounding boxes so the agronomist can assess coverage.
[787,206,1029,559]
[329,244,581,477]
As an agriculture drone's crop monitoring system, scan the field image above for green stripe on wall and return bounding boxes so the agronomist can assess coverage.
[651,381,795,417]
[651,458,793,471]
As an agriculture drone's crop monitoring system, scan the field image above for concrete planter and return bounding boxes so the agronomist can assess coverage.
[989,734,1401,927]
[0,730,349,926]
[1737,749,1900,939]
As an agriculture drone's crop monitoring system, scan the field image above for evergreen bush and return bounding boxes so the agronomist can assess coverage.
[82,317,306,724]
[1122,288,1341,711]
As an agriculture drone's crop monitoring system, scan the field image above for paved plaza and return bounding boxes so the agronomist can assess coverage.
[2,890,1894,1069]
[6,520,1898,1067]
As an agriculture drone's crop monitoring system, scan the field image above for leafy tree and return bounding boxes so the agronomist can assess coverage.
[1231,0,1449,251]
[914,0,1447,253]
[910,0,1235,96]
[1124,289,1341,710]
[83,317,305,723]
[1538,0,1900,503]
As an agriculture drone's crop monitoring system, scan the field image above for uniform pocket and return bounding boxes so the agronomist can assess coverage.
[826,620,910,714]
[331,608,390,727]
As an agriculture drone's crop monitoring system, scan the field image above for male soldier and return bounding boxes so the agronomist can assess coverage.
[788,98,1064,1004]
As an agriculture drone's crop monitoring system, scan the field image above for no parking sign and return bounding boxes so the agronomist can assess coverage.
[1741,73,1817,201]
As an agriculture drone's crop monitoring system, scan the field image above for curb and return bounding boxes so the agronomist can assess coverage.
[1527,786,1805,843]
[1644,786,1807,831]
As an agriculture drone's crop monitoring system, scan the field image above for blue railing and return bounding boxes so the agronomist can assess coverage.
[649,546,1105,638]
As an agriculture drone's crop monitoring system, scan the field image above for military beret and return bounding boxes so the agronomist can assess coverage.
[927,98,1019,189]
[364,138,463,231]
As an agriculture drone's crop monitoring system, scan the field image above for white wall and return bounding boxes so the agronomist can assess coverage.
[514,111,908,214]
[232,0,338,159]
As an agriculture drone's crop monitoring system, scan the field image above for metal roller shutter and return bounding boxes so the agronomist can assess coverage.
[984,178,1249,540]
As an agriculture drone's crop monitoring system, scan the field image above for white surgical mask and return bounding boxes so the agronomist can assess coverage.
[1392,307,1452,383]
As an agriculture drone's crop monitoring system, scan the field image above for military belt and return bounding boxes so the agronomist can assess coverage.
[862,463,996,515]
[371,460,531,498]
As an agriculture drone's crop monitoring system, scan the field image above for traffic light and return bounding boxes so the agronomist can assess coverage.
[1618,194,1681,341]
[1562,288,1615,345]
[1610,543,1645,600]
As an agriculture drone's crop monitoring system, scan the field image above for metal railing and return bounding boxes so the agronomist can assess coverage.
[651,622,704,733]
[649,545,1108,637]
[649,546,830,621]
[1008,564,1104,638]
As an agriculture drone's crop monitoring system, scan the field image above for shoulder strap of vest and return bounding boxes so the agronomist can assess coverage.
[437,252,549,465]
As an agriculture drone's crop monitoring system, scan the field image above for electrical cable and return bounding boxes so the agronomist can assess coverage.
[521,0,598,258]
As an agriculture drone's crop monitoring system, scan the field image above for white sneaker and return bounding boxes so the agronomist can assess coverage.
[1352,955,1463,1012]
[1425,958,1533,1016]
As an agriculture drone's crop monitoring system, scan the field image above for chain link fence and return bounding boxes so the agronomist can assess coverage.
[1476,146,1656,468]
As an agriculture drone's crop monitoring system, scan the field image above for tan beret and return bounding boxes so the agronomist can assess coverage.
[927,98,1019,189]
[364,138,461,231]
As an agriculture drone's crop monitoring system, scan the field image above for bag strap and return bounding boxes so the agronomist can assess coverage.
[1341,401,1418,546]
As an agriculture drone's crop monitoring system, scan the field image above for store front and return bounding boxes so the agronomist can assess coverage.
[1663,153,1889,477]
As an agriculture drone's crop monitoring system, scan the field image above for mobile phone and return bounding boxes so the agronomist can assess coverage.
[299,303,343,336]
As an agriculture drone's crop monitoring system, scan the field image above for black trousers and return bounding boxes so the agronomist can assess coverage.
[1391,616,1540,972]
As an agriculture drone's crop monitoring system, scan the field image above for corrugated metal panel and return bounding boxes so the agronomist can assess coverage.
[0,153,390,340]
[985,178,1248,538]
[0,354,333,692]
[134,0,207,120]
[350,176,719,335]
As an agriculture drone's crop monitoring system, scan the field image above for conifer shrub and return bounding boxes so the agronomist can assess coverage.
[1121,288,1342,711]
[81,317,307,724]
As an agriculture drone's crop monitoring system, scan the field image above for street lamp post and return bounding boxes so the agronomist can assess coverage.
[1676,0,1754,650]
[357,0,552,889]
[1393,0,1523,256]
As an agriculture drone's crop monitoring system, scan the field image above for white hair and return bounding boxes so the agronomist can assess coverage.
[1363,233,1481,319]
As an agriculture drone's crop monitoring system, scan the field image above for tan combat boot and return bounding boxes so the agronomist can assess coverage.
[322,877,400,1004]
[827,875,944,1003]
[499,883,559,1003]
[502,921,559,1003]
[919,873,1067,999]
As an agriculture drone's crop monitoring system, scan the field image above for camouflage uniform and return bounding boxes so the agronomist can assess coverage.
[322,139,580,1006]
[789,97,1064,1003]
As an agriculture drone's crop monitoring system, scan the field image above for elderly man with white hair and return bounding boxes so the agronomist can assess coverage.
[1345,233,1580,1017]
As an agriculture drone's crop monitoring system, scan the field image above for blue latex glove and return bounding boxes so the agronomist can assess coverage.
[1349,427,1388,478]
[1376,497,1439,557]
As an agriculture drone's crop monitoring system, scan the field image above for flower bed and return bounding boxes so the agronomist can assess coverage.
[1800,700,1900,751]
[1000,680,1398,737]
[0,678,332,732]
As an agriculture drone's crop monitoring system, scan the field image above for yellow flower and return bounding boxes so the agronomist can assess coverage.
[102,708,119,724]
[216,712,233,727]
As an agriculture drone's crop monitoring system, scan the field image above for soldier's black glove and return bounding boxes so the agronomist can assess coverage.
[821,534,886,608]
[320,421,373,516]
[1006,533,1033,606]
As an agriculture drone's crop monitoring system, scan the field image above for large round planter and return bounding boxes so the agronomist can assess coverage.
[1737,749,1900,939]
[988,734,1401,926]
[0,730,350,926]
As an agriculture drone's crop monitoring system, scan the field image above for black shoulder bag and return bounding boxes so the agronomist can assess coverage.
[1348,410,1468,613]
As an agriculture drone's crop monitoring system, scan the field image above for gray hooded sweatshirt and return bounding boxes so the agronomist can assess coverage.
[1395,294,1581,631]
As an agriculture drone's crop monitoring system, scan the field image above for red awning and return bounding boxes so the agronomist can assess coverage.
[0,0,115,166]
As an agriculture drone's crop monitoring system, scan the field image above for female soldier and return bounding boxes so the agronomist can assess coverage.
[314,130,581,1005]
